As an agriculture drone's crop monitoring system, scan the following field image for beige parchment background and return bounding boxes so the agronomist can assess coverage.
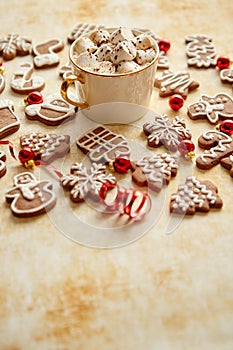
[0,0,233,349]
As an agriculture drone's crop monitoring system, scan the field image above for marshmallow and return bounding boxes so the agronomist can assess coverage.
[111,40,136,64]
[95,43,113,62]
[133,33,155,50]
[116,61,141,73]
[89,29,110,45]
[74,37,97,55]
[109,27,134,45]
[135,48,156,65]
[75,52,99,70]
[93,61,116,74]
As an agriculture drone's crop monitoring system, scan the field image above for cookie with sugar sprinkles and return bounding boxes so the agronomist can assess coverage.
[170,176,223,215]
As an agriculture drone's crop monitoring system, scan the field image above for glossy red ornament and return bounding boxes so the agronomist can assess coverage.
[216,56,231,70]
[99,181,116,200]
[178,140,195,156]
[169,94,184,111]
[158,39,171,53]
[113,157,131,173]
[219,120,233,136]
[18,147,35,164]
[27,91,43,105]
[0,60,2,67]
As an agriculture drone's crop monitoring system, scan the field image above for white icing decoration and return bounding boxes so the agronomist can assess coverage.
[171,176,217,212]
[144,114,191,149]
[199,130,233,163]
[220,69,233,83]
[61,163,116,199]
[0,74,5,93]
[34,53,59,67]
[0,150,6,173]
[5,172,56,216]
[157,71,195,94]
[185,34,216,67]
[0,99,20,136]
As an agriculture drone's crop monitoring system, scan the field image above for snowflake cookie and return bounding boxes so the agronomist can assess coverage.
[131,153,178,192]
[185,34,216,68]
[61,162,116,202]
[154,70,199,99]
[170,176,223,215]
[0,33,32,60]
[143,114,192,152]
[187,93,233,124]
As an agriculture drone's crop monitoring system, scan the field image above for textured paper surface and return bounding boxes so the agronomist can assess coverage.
[0,0,233,349]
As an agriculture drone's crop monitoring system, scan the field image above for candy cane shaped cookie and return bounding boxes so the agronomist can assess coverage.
[196,130,233,169]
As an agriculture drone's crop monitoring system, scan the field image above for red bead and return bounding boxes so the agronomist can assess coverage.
[169,94,184,111]
[27,91,43,105]
[178,140,195,156]
[18,148,35,164]
[113,157,131,173]
[216,56,231,70]
[219,120,233,136]
[158,39,171,53]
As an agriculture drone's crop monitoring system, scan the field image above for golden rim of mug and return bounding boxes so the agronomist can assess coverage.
[69,28,160,78]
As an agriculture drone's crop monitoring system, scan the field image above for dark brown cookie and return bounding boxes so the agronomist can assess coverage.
[0,99,20,139]
[170,176,223,215]
[25,94,77,126]
[131,153,178,192]
[154,70,199,99]
[196,130,233,170]
[187,93,233,124]
[143,114,192,152]
[61,162,116,202]
[76,125,131,163]
[5,172,56,217]
[20,132,70,163]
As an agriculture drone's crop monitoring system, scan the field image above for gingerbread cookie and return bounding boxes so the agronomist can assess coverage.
[131,153,178,192]
[32,39,64,69]
[220,155,233,177]
[0,33,32,61]
[76,125,131,163]
[25,94,77,126]
[61,162,116,203]
[0,100,20,139]
[143,114,192,152]
[196,130,233,170]
[0,150,6,178]
[10,62,45,94]
[185,34,216,68]
[220,69,233,86]
[5,172,56,217]
[0,62,5,94]
[187,93,233,124]
[154,70,199,99]
[20,132,70,163]
[170,176,223,215]
[67,23,105,44]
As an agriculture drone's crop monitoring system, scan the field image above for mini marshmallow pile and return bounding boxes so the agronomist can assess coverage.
[73,27,157,74]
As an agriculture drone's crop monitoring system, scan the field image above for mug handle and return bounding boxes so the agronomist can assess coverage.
[60,74,89,108]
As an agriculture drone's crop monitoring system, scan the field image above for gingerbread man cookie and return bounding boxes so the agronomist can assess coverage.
[0,99,20,139]
[170,176,223,215]
[187,93,233,124]
[5,172,57,217]
[76,125,131,163]
[32,39,64,69]
[20,132,70,163]
[131,153,178,192]
[220,69,233,86]
[185,34,216,68]
[61,162,116,203]
[25,94,77,126]
[143,114,192,152]
[67,23,105,44]
[154,70,199,99]
[0,150,6,178]
[0,33,32,61]
[220,155,233,177]
[10,62,45,94]
[196,130,233,170]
